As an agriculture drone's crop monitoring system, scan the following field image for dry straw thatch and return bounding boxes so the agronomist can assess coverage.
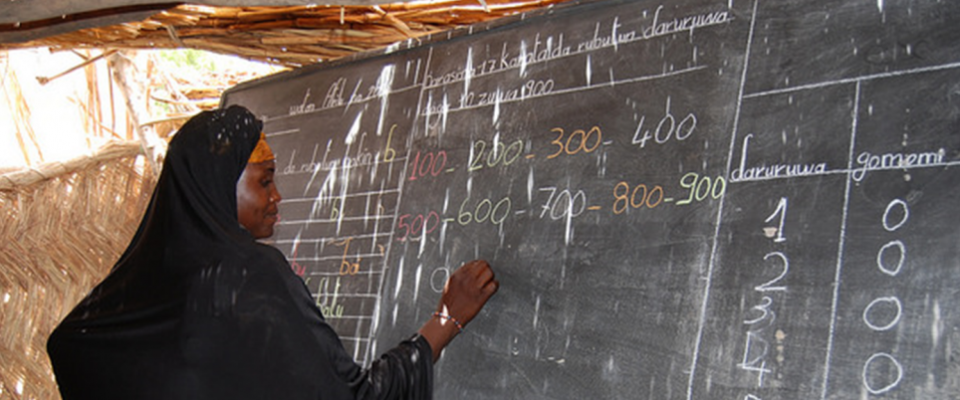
[2,0,572,67]
[0,142,156,399]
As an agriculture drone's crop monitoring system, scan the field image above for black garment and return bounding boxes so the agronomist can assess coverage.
[48,105,432,400]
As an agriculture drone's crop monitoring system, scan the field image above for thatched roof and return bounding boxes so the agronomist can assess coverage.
[1,0,572,67]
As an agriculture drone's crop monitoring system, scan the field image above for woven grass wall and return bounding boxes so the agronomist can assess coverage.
[0,142,156,399]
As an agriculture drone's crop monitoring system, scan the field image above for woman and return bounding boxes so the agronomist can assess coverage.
[48,105,498,399]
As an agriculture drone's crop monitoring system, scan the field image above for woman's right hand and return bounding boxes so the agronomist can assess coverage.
[437,259,499,328]
[418,260,499,361]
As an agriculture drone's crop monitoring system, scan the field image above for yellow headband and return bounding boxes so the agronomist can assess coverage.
[248,132,275,163]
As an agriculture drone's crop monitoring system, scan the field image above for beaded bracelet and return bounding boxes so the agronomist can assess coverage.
[433,312,464,333]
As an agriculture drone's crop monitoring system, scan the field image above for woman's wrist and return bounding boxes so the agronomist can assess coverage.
[432,311,464,333]
[418,311,462,362]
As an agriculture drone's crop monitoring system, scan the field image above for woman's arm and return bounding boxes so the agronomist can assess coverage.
[417,260,499,362]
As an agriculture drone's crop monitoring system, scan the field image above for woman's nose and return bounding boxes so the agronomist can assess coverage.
[271,187,283,203]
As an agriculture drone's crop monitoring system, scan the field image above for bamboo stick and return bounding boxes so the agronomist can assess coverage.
[35,49,118,86]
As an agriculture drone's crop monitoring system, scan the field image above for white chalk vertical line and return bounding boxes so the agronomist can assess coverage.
[820,79,861,400]
[367,48,433,367]
[687,1,759,398]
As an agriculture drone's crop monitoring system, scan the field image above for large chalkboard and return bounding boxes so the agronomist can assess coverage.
[221,0,960,398]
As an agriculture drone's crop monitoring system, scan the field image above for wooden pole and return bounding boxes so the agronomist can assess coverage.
[107,50,166,171]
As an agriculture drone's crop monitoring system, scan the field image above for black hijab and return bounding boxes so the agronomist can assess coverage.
[48,105,433,400]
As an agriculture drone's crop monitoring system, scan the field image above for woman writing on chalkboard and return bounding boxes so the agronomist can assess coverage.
[47,105,499,400]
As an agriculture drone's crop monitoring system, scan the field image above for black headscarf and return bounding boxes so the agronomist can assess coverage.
[48,105,433,400]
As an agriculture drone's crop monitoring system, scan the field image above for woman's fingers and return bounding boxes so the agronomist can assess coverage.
[441,259,499,326]
[482,277,499,296]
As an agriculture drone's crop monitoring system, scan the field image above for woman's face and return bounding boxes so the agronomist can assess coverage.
[237,160,282,239]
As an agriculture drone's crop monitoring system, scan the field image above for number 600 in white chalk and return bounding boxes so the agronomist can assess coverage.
[457,196,511,226]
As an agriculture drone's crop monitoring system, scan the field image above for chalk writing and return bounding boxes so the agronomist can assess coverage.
[383,124,399,163]
[323,77,347,108]
[396,212,441,242]
[739,197,791,395]
[424,58,499,88]
[609,172,724,215]
[280,144,379,176]
[858,198,909,394]
[755,252,789,293]
[640,5,731,39]
[763,197,788,243]
[852,149,945,181]
[577,17,637,52]
[631,97,698,148]
[612,181,664,214]
[500,33,571,71]
[408,150,449,181]
[538,187,589,220]
[730,134,828,181]
[469,138,523,172]
[547,125,603,159]
[424,33,570,89]
[462,79,555,108]
[456,196,512,226]
[335,238,361,275]
[676,172,725,206]
[862,353,903,395]
[289,89,317,116]
[315,276,345,319]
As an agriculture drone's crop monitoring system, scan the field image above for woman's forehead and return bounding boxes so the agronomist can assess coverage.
[244,160,276,176]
